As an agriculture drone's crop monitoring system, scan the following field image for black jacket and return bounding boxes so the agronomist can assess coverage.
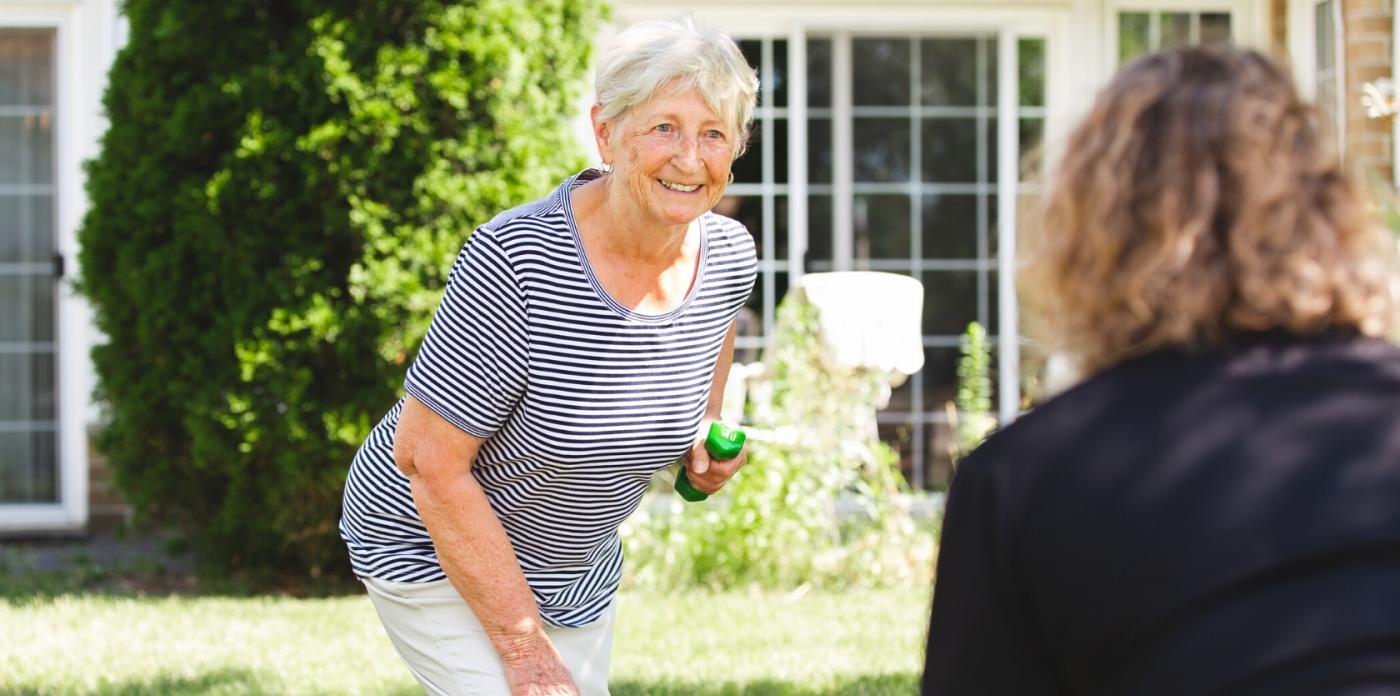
[923,333,1400,695]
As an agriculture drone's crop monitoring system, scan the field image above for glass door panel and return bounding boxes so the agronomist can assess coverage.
[0,30,58,503]
[800,31,1045,489]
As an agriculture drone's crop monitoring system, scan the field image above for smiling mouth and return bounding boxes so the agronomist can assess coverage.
[658,179,701,193]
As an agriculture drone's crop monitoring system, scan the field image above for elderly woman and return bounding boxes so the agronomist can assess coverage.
[922,46,1400,695]
[340,16,758,696]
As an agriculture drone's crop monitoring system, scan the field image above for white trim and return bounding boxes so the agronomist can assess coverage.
[1287,0,1346,156]
[996,30,1020,425]
[1328,0,1345,157]
[831,34,852,271]
[786,25,808,285]
[1287,0,1319,98]
[0,0,119,533]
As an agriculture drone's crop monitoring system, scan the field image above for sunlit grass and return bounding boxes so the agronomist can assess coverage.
[2,588,929,695]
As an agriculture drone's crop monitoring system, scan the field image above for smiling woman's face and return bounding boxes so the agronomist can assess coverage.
[598,83,736,230]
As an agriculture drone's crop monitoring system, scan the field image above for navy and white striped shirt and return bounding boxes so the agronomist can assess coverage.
[340,170,757,627]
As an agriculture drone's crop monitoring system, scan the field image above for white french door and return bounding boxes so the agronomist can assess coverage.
[720,25,1049,489]
[0,29,58,506]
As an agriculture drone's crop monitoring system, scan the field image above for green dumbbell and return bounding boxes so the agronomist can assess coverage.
[675,421,747,502]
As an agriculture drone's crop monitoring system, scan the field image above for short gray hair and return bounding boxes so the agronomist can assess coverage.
[595,15,759,157]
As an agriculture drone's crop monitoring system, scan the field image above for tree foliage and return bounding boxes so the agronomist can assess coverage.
[77,0,605,586]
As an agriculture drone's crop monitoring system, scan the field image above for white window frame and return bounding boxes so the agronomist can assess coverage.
[1106,0,1270,71]
[0,0,118,533]
[1288,0,1346,157]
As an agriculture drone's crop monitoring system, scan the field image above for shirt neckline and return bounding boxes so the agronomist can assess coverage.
[560,169,709,324]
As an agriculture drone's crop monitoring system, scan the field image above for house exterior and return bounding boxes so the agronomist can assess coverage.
[0,0,1392,533]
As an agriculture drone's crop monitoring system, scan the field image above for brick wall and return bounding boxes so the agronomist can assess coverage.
[1342,0,1394,182]
[87,430,131,530]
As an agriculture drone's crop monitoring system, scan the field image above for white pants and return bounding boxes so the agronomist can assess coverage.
[363,577,615,696]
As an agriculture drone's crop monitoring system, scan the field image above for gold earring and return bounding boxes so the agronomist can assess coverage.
[600,163,613,175]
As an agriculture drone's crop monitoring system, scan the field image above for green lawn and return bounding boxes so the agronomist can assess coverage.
[1,588,929,695]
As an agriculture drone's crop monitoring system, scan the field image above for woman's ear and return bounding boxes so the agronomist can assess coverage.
[591,104,613,163]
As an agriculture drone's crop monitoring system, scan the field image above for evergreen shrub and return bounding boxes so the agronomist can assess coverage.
[77,0,605,586]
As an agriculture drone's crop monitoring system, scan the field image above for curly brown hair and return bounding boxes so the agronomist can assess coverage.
[1020,46,1396,377]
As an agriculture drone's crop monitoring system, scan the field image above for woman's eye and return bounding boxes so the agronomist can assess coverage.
[706,130,725,140]
[655,123,672,132]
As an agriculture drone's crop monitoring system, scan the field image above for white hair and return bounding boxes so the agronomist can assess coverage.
[594,15,759,156]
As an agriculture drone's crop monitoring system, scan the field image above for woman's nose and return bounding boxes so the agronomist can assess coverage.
[671,135,703,170]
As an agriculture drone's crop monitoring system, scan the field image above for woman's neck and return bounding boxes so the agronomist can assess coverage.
[574,175,694,264]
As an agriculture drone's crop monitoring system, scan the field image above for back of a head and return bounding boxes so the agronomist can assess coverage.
[1021,45,1396,376]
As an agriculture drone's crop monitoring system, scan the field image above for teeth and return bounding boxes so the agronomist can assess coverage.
[659,180,700,192]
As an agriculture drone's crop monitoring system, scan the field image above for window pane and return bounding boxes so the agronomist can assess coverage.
[922,118,979,183]
[0,352,55,420]
[739,40,763,106]
[773,39,789,108]
[921,38,978,107]
[773,118,789,183]
[921,194,978,259]
[0,32,53,106]
[922,420,955,490]
[853,38,911,106]
[717,195,765,259]
[1018,38,1046,107]
[0,115,53,185]
[988,270,1000,335]
[808,117,832,183]
[1200,13,1231,45]
[774,195,790,261]
[0,430,57,502]
[0,194,53,263]
[921,270,979,335]
[732,120,763,185]
[774,271,791,314]
[877,418,917,486]
[854,194,911,260]
[1160,12,1192,50]
[0,273,53,342]
[1119,12,1151,62]
[806,194,833,268]
[920,346,960,416]
[985,36,998,108]
[1316,2,1336,61]
[987,193,999,257]
[854,117,911,182]
[1020,117,1044,175]
[807,38,832,107]
[989,117,998,182]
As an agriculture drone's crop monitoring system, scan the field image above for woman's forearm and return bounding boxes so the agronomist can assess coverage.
[393,395,559,667]
[706,319,738,419]
[408,465,552,663]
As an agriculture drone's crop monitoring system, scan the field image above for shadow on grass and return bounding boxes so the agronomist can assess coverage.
[611,673,919,695]
[0,545,364,602]
[7,668,257,696]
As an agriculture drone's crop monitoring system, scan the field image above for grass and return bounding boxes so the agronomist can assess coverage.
[0,587,930,695]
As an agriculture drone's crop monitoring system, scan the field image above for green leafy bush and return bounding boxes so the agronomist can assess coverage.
[77,0,605,586]
[621,290,936,591]
[951,321,996,461]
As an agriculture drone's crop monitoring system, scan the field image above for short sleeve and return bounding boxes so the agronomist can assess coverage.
[404,230,529,438]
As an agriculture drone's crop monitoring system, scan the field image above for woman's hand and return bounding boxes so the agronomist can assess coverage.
[681,418,748,495]
[500,635,580,696]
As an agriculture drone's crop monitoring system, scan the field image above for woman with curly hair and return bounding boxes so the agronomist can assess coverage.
[922,46,1400,695]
